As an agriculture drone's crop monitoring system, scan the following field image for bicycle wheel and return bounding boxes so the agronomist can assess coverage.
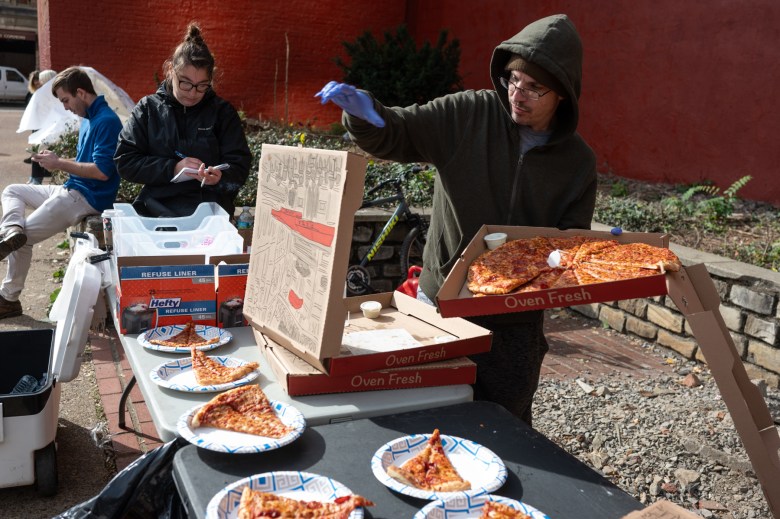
[400,226,426,277]
[346,264,373,296]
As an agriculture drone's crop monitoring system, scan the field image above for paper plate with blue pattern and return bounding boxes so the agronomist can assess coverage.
[139,324,231,353]
[414,493,550,519]
[371,432,507,500]
[205,471,365,519]
[177,399,305,453]
[149,356,259,393]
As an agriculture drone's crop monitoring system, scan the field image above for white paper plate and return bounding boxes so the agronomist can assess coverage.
[139,324,232,353]
[177,400,306,453]
[205,471,365,519]
[415,494,550,519]
[149,356,259,392]
[371,432,507,500]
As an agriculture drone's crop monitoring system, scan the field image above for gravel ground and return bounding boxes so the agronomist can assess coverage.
[534,341,775,518]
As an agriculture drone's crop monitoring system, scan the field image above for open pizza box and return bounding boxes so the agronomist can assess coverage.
[243,145,492,379]
[435,224,672,319]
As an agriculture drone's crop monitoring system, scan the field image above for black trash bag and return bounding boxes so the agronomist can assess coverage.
[55,437,188,519]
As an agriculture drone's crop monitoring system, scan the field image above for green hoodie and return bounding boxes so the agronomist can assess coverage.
[344,14,596,320]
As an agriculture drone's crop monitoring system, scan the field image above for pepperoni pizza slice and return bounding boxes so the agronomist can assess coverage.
[237,487,374,519]
[191,385,292,438]
[386,428,471,492]
[190,346,259,386]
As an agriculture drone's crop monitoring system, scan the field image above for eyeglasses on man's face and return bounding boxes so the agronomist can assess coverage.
[499,76,551,101]
[176,75,211,93]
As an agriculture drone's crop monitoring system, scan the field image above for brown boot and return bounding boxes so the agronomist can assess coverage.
[0,227,27,261]
[0,294,22,319]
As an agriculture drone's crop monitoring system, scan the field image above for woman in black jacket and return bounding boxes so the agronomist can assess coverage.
[114,22,251,218]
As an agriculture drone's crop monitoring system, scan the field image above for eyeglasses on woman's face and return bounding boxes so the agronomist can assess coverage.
[176,75,211,93]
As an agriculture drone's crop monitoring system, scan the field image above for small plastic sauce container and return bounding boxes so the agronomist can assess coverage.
[360,301,382,319]
[484,232,508,250]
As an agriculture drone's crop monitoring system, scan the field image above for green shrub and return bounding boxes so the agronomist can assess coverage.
[334,24,463,107]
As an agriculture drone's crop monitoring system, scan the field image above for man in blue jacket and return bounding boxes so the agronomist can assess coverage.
[0,66,122,319]
[318,14,596,425]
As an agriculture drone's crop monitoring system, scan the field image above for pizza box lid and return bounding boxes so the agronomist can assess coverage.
[49,232,110,383]
[435,224,673,319]
[242,145,368,368]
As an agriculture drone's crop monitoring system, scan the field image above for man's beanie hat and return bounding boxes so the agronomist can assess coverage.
[505,55,566,97]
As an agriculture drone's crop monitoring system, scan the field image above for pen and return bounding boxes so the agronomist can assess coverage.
[174,151,187,160]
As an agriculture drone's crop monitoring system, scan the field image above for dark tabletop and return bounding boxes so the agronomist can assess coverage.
[172,401,643,518]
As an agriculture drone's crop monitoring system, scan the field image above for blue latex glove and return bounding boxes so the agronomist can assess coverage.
[315,81,385,128]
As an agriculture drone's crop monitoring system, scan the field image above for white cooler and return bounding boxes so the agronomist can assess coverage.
[0,233,108,495]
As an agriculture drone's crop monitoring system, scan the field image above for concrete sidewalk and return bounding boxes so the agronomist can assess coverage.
[95,307,675,471]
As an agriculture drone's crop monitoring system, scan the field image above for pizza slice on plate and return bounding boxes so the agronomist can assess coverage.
[149,321,220,348]
[479,500,532,519]
[190,346,259,386]
[386,428,471,492]
[237,487,374,519]
[191,385,292,438]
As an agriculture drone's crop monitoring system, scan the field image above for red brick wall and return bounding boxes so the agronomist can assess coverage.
[38,1,780,206]
[37,0,405,126]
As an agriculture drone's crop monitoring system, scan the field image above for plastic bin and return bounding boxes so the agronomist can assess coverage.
[111,202,229,232]
[0,233,107,495]
[112,219,243,259]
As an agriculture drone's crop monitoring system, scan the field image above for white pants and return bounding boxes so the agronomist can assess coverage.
[0,184,97,301]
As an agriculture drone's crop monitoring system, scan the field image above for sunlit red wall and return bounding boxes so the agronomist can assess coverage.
[37,0,405,127]
[38,0,780,205]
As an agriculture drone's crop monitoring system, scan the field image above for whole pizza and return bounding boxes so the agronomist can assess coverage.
[467,236,681,296]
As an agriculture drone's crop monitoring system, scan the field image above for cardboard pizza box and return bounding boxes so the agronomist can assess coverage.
[619,500,700,519]
[243,145,492,374]
[255,328,477,396]
[436,225,671,319]
[330,291,489,376]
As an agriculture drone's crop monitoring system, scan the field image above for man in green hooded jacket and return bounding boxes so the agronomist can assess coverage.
[317,14,596,425]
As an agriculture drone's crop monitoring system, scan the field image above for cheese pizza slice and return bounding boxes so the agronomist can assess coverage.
[191,385,292,438]
[582,242,682,273]
[149,321,195,347]
[386,428,471,492]
[572,239,620,265]
[237,486,374,519]
[479,500,532,519]
[190,346,259,386]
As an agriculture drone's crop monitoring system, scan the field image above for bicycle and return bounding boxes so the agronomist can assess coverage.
[346,165,429,296]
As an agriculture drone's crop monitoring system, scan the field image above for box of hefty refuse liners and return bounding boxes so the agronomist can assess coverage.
[114,255,216,334]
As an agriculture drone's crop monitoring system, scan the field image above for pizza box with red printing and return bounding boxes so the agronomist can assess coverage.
[435,224,672,319]
[243,145,492,376]
[330,291,489,376]
[254,328,477,396]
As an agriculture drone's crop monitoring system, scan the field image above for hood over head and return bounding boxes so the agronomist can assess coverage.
[490,14,583,137]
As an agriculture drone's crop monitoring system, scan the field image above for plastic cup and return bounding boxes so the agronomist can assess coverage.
[360,301,382,319]
[484,232,508,250]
